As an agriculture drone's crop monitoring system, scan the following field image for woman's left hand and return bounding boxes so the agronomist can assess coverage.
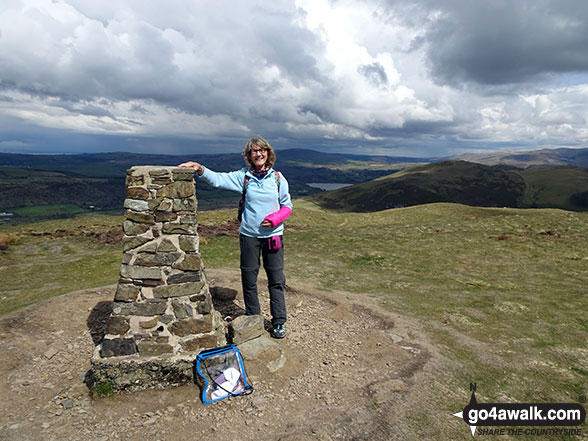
[261,220,273,228]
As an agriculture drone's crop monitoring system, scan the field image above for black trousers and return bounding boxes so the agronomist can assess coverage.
[239,234,286,326]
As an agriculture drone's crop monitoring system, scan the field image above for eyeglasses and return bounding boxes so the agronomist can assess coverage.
[250,148,267,155]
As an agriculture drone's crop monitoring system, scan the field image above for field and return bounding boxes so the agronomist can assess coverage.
[0,202,586,439]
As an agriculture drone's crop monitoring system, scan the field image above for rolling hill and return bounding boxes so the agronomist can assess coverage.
[309,161,588,212]
[447,146,588,168]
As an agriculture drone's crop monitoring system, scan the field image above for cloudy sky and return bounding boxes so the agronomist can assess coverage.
[1,0,588,157]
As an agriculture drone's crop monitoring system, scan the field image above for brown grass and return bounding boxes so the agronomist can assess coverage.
[0,232,17,250]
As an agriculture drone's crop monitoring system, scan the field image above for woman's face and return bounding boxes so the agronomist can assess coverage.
[250,146,268,170]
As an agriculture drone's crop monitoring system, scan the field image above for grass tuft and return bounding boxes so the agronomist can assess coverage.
[90,382,114,398]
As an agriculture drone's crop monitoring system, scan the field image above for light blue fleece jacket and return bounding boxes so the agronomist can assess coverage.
[200,167,293,238]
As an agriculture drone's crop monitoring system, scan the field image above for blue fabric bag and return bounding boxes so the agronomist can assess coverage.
[195,345,253,405]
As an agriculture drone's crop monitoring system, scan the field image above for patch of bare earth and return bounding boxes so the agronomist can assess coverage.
[0,269,439,441]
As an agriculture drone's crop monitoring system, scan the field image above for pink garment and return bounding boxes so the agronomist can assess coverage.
[264,206,292,227]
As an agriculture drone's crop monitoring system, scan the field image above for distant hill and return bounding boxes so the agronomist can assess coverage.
[0,149,424,176]
[309,161,588,212]
[0,167,125,212]
[446,147,588,168]
[0,149,419,222]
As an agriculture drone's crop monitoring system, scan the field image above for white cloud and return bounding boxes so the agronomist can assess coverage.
[0,0,587,155]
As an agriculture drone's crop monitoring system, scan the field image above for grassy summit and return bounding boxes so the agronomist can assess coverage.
[1,202,586,439]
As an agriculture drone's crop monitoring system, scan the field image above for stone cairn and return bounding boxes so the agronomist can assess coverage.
[91,166,225,392]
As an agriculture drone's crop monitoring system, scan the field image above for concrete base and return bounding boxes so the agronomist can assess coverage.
[90,346,199,392]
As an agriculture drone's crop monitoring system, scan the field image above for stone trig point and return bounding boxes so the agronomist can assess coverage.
[90,166,225,392]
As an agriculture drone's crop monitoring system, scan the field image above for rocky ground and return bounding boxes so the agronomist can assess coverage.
[0,268,438,441]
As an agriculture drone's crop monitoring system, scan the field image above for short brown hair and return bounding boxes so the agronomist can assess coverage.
[242,136,276,168]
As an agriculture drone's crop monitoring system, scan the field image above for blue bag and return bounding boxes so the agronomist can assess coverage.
[195,345,253,405]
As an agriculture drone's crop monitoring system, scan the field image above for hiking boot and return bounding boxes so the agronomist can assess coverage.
[271,324,285,339]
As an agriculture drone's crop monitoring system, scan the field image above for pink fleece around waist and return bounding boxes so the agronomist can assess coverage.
[264,206,292,227]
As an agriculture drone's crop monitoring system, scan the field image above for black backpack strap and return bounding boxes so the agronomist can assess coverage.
[241,174,251,199]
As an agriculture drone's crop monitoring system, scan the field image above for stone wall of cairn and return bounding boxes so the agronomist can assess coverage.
[90,166,226,392]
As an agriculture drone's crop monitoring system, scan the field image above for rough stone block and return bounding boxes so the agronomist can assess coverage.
[156,181,194,199]
[196,291,213,314]
[172,299,191,319]
[125,210,154,224]
[173,196,196,212]
[172,170,194,181]
[148,168,171,178]
[139,317,158,329]
[123,220,150,236]
[180,333,220,352]
[148,197,164,211]
[157,199,173,211]
[169,315,213,337]
[114,284,140,302]
[172,254,202,271]
[229,315,264,345]
[126,175,144,186]
[100,338,137,358]
[153,281,204,299]
[179,214,197,225]
[120,264,161,280]
[167,271,201,284]
[137,341,173,357]
[178,235,198,252]
[124,199,149,212]
[162,223,196,235]
[157,238,178,253]
[159,314,174,324]
[155,211,178,222]
[123,236,152,252]
[105,316,130,335]
[134,252,182,267]
[126,187,150,200]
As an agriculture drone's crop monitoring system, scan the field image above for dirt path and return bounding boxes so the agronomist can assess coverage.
[0,268,439,441]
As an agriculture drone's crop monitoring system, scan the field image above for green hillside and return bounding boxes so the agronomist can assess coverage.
[310,161,526,211]
[310,160,588,212]
[519,166,588,210]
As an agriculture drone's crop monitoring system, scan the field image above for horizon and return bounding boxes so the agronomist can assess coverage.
[0,145,575,161]
[2,1,588,157]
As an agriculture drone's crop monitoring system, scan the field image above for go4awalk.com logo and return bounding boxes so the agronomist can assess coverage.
[452,384,586,437]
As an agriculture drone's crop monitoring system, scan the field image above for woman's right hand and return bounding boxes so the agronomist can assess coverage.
[178,161,204,175]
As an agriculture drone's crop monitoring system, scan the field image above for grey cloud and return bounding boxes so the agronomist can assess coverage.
[383,0,588,86]
[428,0,588,85]
[253,7,324,85]
[358,62,388,86]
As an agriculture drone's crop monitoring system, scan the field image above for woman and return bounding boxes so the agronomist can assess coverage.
[178,136,293,339]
